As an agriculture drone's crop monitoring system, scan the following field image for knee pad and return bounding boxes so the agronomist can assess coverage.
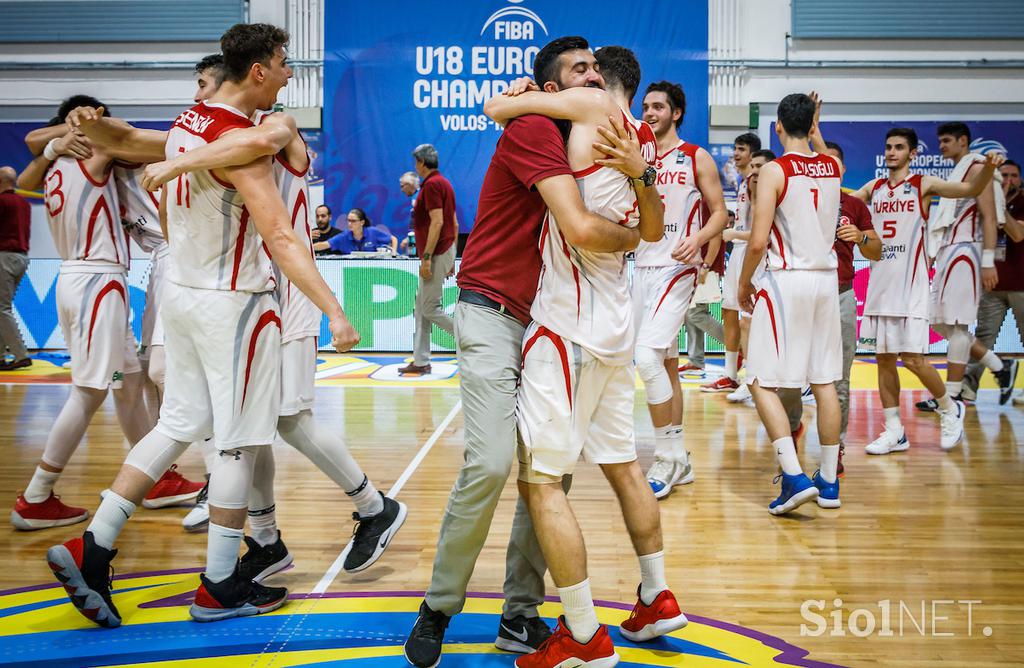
[943,325,972,365]
[123,432,190,481]
[636,345,673,405]
[208,446,261,510]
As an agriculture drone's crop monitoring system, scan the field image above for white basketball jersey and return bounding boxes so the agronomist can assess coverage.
[734,179,751,242]
[531,117,657,365]
[165,101,275,293]
[942,157,984,247]
[114,162,166,256]
[258,113,320,342]
[863,174,930,318]
[635,141,703,268]
[765,152,841,272]
[44,157,127,269]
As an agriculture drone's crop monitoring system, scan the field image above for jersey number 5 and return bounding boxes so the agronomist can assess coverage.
[882,220,897,239]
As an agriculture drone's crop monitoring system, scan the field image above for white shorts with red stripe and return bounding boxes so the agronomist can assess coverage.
[746,269,841,389]
[155,282,281,449]
[722,243,765,315]
[280,336,316,417]
[57,266,140,390]
[516,323,637,482]
[859,315,930,355]
[929,241,981,326]
[140,248,169,352]
[633,265,699,352]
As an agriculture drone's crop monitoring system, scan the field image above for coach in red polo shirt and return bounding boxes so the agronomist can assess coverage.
[403,36,654,668]
[0,166,32,370]
[964,158,1024,399]
[398,144,458,375]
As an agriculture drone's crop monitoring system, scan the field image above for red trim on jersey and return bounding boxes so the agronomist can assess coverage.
[653,267,698,316]
[769,224,787,269]
[940,254,978,303]
[172,102,253,143]
[871,178,888,196]
[685,199,702,236]
[76,159,110,188]
[618,198,639,226]
[572,163,603,178]
[208,170,235,190]
[522,325,573,410]
[147,189,160,210]
[655,142,686,162]
[539,216,550,255]
[86,280,126,354]
[276,151,310,178]
[775,167,790,207]
[240,309,282,410]
[114,160,143,169]
[911,230,927,287]
[754,288,780,355]
[230,208,250,291]
[83,195,117,263]
[560,236,581,320]
[950,204,978,241]
[909,174,929,221]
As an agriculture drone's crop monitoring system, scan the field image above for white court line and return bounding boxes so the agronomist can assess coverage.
[310,398,463,595]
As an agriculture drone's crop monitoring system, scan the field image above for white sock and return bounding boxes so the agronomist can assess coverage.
[248,505,278,547]
[654,425,686,464]
[670,425,688,466]
[87,491,136,549]
[945,380,962,398]
[559,579,600,644]
[725,351,739,380]
[936,393,954,413]
[980,350,1003,373]
[774,437,802,476]
[819,444,840,484]
[883,406,902,434]
[206,522,244,583]
[24,467,60,503]
[348,476,385,517]
[638,551,668,606]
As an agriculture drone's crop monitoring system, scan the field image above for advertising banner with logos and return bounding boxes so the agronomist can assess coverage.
[322,0,710,238]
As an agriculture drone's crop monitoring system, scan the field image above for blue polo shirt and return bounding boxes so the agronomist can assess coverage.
[327,227,392,254]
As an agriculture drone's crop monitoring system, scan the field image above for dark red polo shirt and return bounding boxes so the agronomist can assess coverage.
[457,115,572,324]
[834,192,873,287]
[996,190,1024,291]
[412,171,457,257]
[0,189,31,253]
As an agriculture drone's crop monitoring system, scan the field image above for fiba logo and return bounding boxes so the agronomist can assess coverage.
[481,0,549,40]
[971,137,1008,156]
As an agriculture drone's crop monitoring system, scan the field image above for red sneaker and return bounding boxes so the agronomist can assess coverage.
[46,532,121,627]
[620,587,689,642]
[515,617,618,668]
[701,376,739,393]
[677,362,703,374]
[11,492,89,531]
[143,465,205,509]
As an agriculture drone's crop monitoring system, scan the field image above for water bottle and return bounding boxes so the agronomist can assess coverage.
[406,231,416,257]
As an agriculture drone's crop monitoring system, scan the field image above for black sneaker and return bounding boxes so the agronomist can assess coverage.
[495,614,552,653]
[189,568,288,622]
[404,601,450,667]
[341,493,407,573]
[995,358,1019,405]
[46,531,121,627]
[916,397,939,412]
[238,532,293,583]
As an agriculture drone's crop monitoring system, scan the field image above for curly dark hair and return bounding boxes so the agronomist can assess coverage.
[220,23,289,83]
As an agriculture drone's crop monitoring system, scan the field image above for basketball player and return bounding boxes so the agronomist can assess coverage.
[915,122,1017,410]
[738,93,843,515]
[635,80,727,498]
[46,23,360,627]
[824,128,1003,454]
[486,46,688,667]
[141,104,405,577]
[705,132,762,393]
[11,98,194,531]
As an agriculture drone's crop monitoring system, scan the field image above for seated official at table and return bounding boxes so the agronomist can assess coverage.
[313,208,397,255]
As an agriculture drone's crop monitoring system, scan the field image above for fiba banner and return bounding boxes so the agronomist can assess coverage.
[771,120,1024,190]
[323,0,709,237]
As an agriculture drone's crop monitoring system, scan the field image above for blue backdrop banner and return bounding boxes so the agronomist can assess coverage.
[771,120,1023,190]
[323,0,709,238]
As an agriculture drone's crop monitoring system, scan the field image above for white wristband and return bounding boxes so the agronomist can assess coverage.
[982,249,996,268]
[43,138,60,161]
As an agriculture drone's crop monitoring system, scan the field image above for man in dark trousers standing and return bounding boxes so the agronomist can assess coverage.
[0,166,32,370]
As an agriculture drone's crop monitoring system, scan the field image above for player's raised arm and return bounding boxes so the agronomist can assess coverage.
[738,161,784,311]
[922,152,1005,199]
[225,157,359,352]
[536,174,640,252]
[142,114,297,191]
[16,132,88,190]
[483,87,612,125]
[807,91,828,155]
[65,106,167,164]
[25,125,93,160]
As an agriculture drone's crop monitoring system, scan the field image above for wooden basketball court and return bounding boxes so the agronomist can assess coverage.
[1,353,1021,667]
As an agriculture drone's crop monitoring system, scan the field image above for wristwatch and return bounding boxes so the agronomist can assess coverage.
[632,165,657,188]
